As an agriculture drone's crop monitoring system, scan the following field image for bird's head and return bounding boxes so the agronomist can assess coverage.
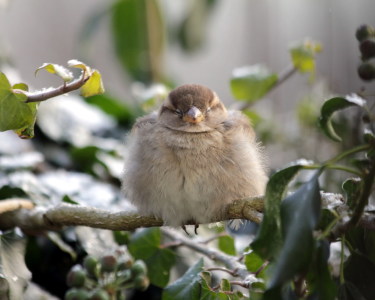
[158,84,228,133]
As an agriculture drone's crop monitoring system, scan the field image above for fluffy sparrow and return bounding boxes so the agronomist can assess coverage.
[122,84,267,228]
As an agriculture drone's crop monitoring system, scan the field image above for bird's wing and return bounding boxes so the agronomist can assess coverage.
[131,111,158,133]
[222,110,256,140]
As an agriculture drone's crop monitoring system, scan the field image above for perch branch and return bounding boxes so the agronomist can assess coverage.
[17,73,89,103]
[0,196,264,232]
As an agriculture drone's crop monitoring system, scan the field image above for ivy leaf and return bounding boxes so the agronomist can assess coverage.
[218,235,236,256]
[128,228,160,260]
[162,258,203,300]
[306,240,337,300]
[145,248,176,287]
[128,228,175,288]
[35,63,73,82]
[80,70,105,97]
[319,95,366,142]
[230,65,278,102]
[0,73,37,136]
[251,160,314,260]
[289,39,322,73]
[267,172,321,290]
[0,229,31,300]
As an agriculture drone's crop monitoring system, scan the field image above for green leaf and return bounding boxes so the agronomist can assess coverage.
[306,240,337,300]
[251,161,314,260]
[289,39,322,73]
[342,178,362,210]
[62,195,79,205]
[128,228,176,288]
[85,94,137,126]
[267,172,321,290]
[80,70,105,97]
[0,229,31,300]
[200,276,231,300]
[145,248,176,287]
[319,96,366,142]
[128,228,161,260]
[113,231,130,246]
[220,278,231,292]
[67,59,91,73]
[35,63,73,82]
[230,65,278,102]
[244,251,264,273]
[0,73,38,136]
[162,258,203,300]
[218,235,236,256]
[343,252,375,299]
[111,0,165,83]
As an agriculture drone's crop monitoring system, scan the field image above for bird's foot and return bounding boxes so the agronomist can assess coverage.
[181,222,200,235]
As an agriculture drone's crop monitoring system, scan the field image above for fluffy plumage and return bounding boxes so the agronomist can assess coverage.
[122,84,267,226]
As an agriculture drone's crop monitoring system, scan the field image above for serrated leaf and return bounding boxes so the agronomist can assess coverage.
[128,228,175,287]
[267,172,321,289]
[319,97,365,142]
[230,65,278,102]
[251,161,314,260]
[289,39,322,73]
[80,70,105,97]
[0,229,31,300]
[218,235,236,256]
[111,0,165,83]
[162,258,203,300]
[35,63,73,82]
[0,73,37,134]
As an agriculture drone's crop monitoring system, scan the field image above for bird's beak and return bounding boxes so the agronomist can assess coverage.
[182,106,204,124]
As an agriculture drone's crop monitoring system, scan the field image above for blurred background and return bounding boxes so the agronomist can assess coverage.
[0,0,374,168]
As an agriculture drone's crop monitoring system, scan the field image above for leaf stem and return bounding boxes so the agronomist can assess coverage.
[324,144,371,166]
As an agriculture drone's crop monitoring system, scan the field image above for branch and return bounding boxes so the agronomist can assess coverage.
[0,196,264,232]
[161,227,252,281]
[20,74,89,103]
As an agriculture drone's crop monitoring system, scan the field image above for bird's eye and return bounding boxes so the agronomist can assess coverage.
[175,109,183,117]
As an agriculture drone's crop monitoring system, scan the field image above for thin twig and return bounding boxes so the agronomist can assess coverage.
[238,65,297,111]
[205,267,239,277]
[21,74,89,103]
[162,227,251,280]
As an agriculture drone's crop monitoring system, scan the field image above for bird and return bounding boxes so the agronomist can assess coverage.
[122,84,267,231]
